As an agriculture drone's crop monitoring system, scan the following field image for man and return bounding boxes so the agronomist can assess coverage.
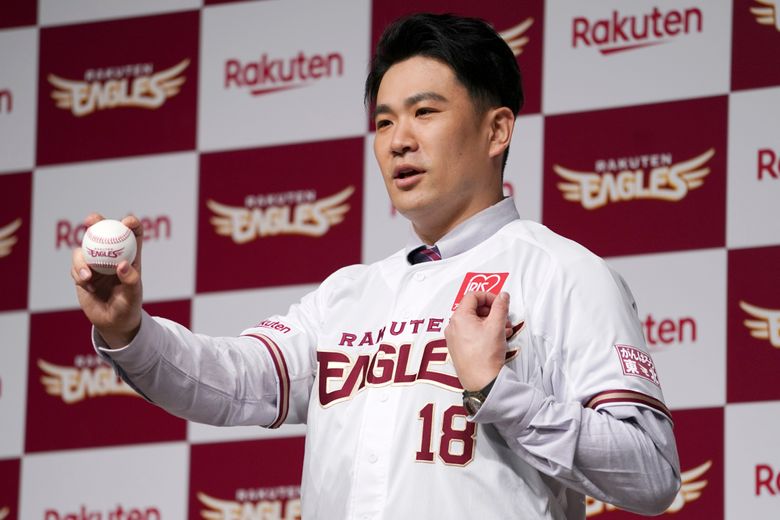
[72,13,680,520]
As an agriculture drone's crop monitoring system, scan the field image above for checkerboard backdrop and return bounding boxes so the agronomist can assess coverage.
[1,0,779,518]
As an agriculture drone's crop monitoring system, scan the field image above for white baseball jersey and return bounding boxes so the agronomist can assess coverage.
[98,199,676,520]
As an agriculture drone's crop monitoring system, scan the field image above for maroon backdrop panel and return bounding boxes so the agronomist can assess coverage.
[0,458,20,520]
[25,300,189,452]
[197,137,364,293]
[0,0,35,29]
[0,172,30,311]
[543,96,727,258]
[731,0,780,91]
[727,245,780,403]
[189,436,306,519]
[36,11,199,165]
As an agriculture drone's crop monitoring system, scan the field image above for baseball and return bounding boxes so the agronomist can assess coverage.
[81,219,137,275]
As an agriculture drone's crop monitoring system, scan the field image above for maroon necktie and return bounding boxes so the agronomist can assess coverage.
[408,245,442,264]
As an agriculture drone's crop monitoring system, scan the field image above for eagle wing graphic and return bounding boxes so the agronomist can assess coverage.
[666,460,712,512]
[0,218,21,258]
[674,148,715,191]
[207,199,254,243]
[553,165,600,203]
[740,300,779,345]
[197,491,240,520]
[499,18,534,56]
[751,0,779,29]
[318,186,355,226]
[155,59,190,98]
[38,359,68,397]
[48,74,83,110]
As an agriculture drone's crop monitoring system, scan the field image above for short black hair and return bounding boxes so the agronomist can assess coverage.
[365,13,523,117]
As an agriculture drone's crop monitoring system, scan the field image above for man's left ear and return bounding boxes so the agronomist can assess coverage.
[487,107,515,159]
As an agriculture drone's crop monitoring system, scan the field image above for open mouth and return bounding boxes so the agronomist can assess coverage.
[394,167,424,179]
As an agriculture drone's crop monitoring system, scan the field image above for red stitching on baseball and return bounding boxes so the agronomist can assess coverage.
[86,227,132,245]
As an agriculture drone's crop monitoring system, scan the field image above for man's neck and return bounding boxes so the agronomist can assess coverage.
[412,193,504,245]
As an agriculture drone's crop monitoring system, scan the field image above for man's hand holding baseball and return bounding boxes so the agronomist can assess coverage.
[445,291,511,392]
[71,213,144,349]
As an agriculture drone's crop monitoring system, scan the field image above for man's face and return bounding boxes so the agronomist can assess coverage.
[373,56,503,241]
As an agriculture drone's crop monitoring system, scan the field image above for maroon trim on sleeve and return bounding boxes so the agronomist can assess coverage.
[586,389,673,423]
[244,333,290,428]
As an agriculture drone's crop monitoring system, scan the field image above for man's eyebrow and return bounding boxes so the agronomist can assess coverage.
[373,91,448,118]
[405,91,448,106]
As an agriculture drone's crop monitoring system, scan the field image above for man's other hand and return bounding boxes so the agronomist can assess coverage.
[71,213,144,348]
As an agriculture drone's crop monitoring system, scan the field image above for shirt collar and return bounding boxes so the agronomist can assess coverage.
[404,197,520,262]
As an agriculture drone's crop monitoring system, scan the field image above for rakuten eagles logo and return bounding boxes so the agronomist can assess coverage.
[198,486,301,520]
[572,6,703,55]
[207,186,354,243]
[554,149,714,210]
[38,355,137,404]
[48,59,189,117]
[225,50,344,96]
[752,0,780,31]
[587,460,712,516]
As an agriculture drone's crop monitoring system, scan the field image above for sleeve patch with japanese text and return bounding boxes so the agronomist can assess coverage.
[614,344,660,387]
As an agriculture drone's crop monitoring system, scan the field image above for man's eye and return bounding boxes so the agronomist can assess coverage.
[376,119,391,129]
[416,108,435,117]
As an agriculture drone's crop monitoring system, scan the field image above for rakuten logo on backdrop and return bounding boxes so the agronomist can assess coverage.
[642,314,698,348]
[758,148,780,180]
[48,60,189,117]
[225,51,343,96]
[572,7,703,55]
[44,504,160,520]
[756,463,780,495]
[199,0,368,150]
[54,215,171,250]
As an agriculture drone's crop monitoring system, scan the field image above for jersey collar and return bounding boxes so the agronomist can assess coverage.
[405,197,520,263]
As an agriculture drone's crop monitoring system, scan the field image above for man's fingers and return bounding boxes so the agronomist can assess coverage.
[84,212,105,227]
[71,247,91,283]
[116,260,141,288]
[121,214,144,272]
[487,292,510,325]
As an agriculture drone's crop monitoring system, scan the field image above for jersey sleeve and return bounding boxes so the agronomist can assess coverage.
[239,285,323,427]
[534,254,671,421]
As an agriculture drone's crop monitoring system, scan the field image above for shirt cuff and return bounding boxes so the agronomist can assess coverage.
[93,310,162,376]
[471,365,548,431]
